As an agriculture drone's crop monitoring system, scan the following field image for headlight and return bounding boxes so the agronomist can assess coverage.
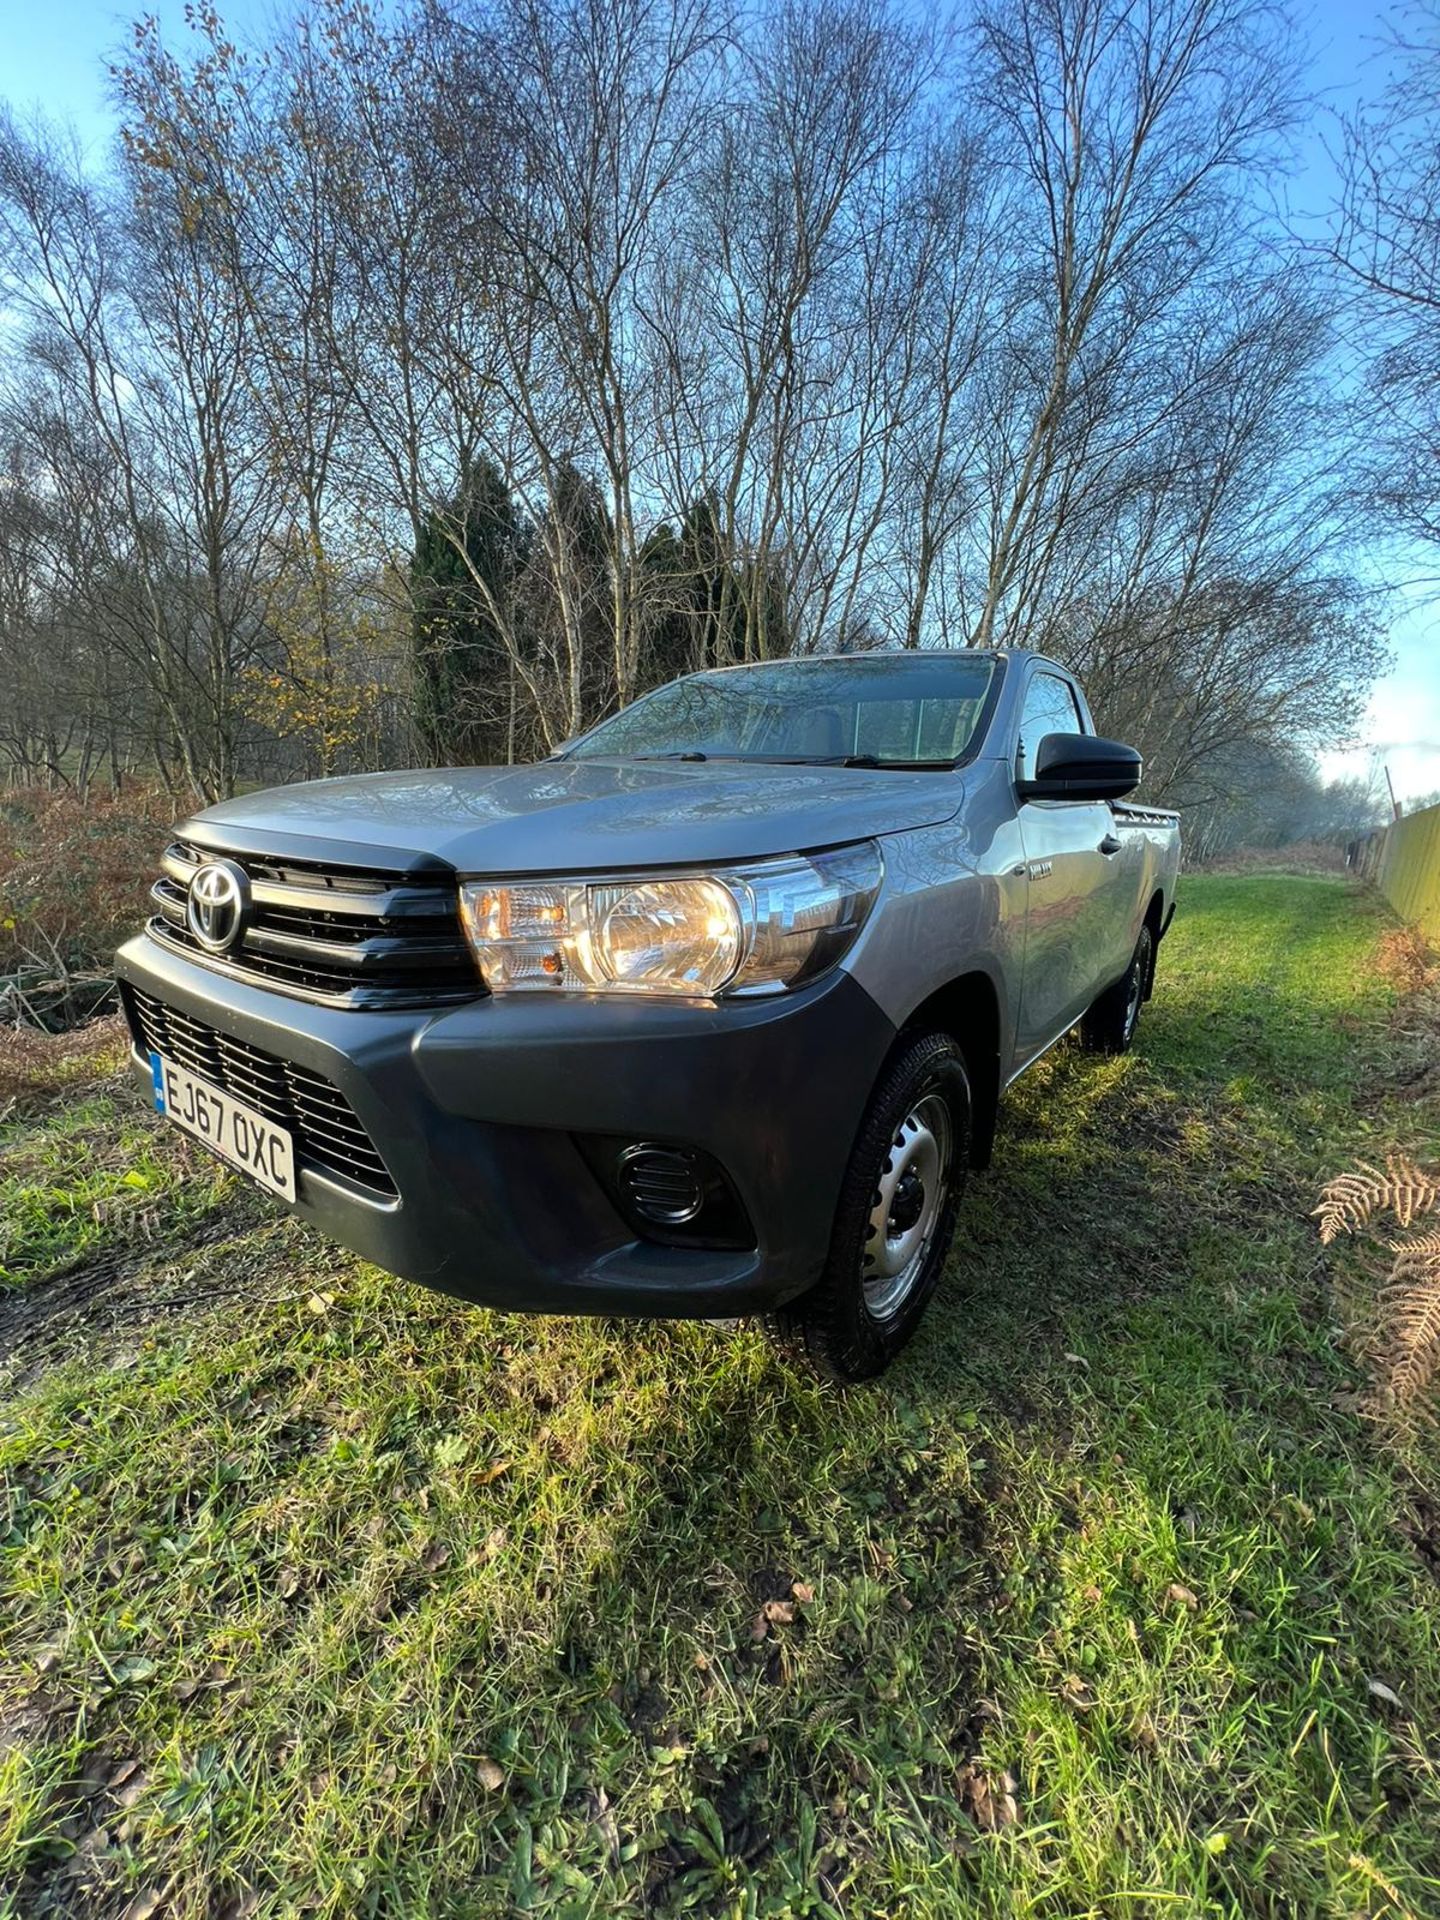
[460,842,883,997]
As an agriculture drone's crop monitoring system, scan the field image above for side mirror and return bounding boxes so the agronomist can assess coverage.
[1018,731,1142,802]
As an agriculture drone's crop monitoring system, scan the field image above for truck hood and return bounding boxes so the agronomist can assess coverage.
[185,758,967,875]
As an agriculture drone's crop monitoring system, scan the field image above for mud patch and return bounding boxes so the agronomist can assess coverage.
[0,1200,293,1389]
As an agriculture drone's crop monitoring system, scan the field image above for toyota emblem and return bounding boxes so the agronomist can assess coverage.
[186,859,250,953]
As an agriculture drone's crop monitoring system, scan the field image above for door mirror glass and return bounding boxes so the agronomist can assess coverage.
[1017,731,1142,802]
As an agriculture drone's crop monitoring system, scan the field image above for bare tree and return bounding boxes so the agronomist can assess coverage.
[0,105,281,799]
[0,0,1384,808]
[1334,0,1440,562]
[966,0,1300,649]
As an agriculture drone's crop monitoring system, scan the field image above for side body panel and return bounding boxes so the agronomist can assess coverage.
[843,654,1180,1091]
[843,757,1025,1068]
[1012,796,1121,1063]
[1110,804,1183,963]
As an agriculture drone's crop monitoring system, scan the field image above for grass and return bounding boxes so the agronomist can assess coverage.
[0,1087,234,1292]
[1,873,1438,1918]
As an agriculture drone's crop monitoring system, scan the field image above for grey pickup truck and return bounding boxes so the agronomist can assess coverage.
[116,648,1178,1378]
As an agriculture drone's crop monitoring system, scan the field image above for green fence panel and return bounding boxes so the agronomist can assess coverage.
[1376,800,1440,941]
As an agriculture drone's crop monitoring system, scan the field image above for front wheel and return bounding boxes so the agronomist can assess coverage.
[1080,924,1153,1055]
[770,1031,970,1382]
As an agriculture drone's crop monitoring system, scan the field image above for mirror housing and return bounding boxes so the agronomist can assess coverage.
[1018,731,1142,802]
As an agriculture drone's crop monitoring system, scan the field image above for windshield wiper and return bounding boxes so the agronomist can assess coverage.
[626,750,959,770]
[752,753,958,771]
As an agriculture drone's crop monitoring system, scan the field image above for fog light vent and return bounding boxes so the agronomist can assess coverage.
[617,1144,704,1225]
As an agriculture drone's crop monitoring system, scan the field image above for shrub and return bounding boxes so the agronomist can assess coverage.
[0,1013,127,1105]
[1194,841,1349,876]
[0,783,173,984]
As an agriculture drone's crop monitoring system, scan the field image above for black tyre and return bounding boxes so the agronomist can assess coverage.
[771,1031,970,1382]
[1080,924,1153,1055]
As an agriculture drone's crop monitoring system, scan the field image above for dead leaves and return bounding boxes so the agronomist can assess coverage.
[170,1659,247,1706]
[590,1784,621,1865]
[749,1578,816,1642]
[955,1760,1020,1832]
[1061,1673,1096,1713]
[750,1600,792,1640]
[50,1757,158,1902]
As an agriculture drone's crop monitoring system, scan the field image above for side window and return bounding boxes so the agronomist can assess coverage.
[1016,673,1085,786]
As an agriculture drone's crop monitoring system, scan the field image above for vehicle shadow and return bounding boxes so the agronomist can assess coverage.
[468,983,1433,1907]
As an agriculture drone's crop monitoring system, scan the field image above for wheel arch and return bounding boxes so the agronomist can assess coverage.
[1141,887,1166,999]
[897,969,1002,1170]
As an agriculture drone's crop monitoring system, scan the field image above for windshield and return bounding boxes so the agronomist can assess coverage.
[567,654,998,767]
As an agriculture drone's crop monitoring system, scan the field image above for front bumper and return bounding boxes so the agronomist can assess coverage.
[115,935,898,1317]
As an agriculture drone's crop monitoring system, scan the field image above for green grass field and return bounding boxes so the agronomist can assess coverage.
[2,874,1438,1918]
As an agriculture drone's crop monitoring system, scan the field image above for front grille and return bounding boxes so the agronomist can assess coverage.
[125,986,398,1200]
[147,839,480,1009]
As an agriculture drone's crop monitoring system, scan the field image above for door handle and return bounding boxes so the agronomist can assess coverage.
[1098,833,1122,856]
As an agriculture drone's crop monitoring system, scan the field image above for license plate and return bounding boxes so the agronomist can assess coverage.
[150,1052,297,1202]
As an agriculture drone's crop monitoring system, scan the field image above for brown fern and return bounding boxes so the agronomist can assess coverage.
[1318,1155,1440,1419]
[1314,1164,1391,1244]
[1388,1228,1440,1263]
[1376,1255,1440,1411]
[1313,1155,1439,1244]
[1390,1157,1440,1227]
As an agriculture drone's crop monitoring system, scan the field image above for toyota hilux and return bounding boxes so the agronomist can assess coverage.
[116,648,1179,1378]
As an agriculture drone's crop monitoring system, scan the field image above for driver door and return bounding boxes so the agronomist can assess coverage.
[1012,669,1115,1065]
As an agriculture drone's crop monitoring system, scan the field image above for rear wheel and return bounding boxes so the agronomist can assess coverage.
[1080,924,1153,1055]
[770,1031,970,1382]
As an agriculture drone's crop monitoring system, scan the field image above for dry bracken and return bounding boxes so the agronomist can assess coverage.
[1389,1229,1440,1264]
[1379,1272,1440,1410]
[1317,1155,1440,1416]
[1312,1155,1439,1245]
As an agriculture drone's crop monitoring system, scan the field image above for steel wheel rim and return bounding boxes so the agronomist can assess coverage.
[862,1090,953,1322]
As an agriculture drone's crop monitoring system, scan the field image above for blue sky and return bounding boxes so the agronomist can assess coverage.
[2,0,1436,802]
[1290,2,1440,805]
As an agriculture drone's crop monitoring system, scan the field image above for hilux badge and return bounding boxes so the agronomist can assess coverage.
[186,860,250,952]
